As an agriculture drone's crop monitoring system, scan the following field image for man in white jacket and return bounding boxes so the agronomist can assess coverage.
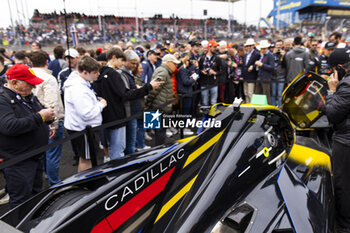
[30,51,65,185]
[63,56,107,172]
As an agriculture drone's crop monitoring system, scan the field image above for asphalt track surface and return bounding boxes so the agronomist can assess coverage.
[0,130,182,216]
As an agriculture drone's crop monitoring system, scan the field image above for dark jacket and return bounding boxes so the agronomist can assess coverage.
[57,67,73,93]
[155,58,162,68]
[57,67,74,102]
[48,58,68,79]
[120,67,142,116]
[146,64,173,113]
[93,66,152,129]
[0,66,9,86]
[273,52,287,80]
[217,53,229,84]
[306,50,319,73]
[198,54,222,87]
[176,66,195,94]
[0,78,6,86]
[242,49,261,81]
[257,52,275,79]
[325,73,350,145]
[285,46,309,83]
[140,59,156,84]
[0,87,48,160]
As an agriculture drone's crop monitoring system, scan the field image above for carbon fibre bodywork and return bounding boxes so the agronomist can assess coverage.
[0,72,334,233]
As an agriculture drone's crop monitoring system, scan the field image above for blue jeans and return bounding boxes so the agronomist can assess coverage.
[201,86,218,106]
[182,97,192,115]
[271,78,285,106]
[106,126,125,160]
[45,121,64,186]
[125,119,137,155]
[135,119,145,149]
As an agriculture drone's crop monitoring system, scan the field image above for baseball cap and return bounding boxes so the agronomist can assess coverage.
[135,46,145,54]
[6,64,44,85]
[147,50,160,57]
[96,48,103,54]
[226,43,234,49]
[208,40,219,47]
[328,48,350,67]
[64,48,79,58]
[325,41,336,50]
[155,44,166,50]
[135,49,143,57]
[218,40,227,47]
[189,40,201,47]
[162,54,180,64]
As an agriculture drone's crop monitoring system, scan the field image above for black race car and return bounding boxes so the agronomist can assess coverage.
[0,72,334,233]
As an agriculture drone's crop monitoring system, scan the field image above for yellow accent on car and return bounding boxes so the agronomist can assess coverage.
[183,130,224,168]
[305,110,320,121]
[241,104,279,112]
[176,136,196,144]
[288,144,331,171]
[208,103,232,117]
[263,147,270,158]
[154,175,198,223]
[282,70,305,99]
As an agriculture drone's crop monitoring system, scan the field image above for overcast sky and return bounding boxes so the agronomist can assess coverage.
[1,0,273,28]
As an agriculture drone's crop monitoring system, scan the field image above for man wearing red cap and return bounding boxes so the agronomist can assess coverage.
[0,64,55,208]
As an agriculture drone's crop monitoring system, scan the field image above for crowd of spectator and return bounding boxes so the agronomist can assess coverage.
[4,10,350,47]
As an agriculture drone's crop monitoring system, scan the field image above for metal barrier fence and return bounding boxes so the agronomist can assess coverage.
[0,78,290,170]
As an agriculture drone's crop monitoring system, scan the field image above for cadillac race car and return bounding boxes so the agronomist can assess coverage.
[0,72,334,233]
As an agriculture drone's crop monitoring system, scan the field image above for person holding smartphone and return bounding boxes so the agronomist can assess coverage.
[325,48,350,233]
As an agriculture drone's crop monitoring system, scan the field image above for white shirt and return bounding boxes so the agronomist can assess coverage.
[245,50,254,65]
[31,67,64,129]
[63,71,104,131]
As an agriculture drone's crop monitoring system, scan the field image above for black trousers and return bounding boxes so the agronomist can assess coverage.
[333,141,350,229]
[4,159,43,209]
[155,128,166,146]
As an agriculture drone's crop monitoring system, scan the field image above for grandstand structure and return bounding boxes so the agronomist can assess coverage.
[269,0,350,32]
[28,10,250,44]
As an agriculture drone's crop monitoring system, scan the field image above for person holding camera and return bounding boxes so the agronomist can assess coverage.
[198,40,222,106]
[176,55,199,136]
[306,39,320,73]
[325,48,350,233]
[271,40,286,106]
[318,42,336,79]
